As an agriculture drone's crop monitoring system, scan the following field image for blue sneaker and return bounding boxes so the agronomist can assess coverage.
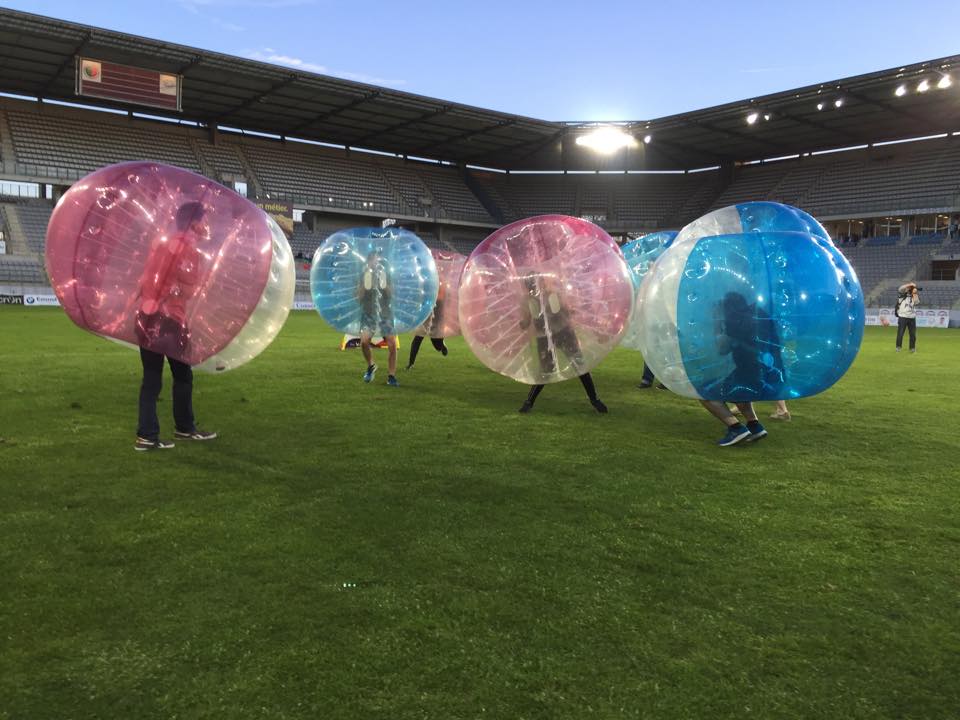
[363,364,377,383]
[717,425,751,447]
[746,421,768,442]
[387,375,399,387]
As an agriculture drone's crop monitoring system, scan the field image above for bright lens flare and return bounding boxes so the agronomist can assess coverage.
[575,127,638,154]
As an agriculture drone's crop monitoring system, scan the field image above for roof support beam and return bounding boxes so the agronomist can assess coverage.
[773,110,861,144]
[286,90,381,135]
[349,105,454,148]
[410,118,517,156]
[687,119,791,153]
[213,73,299,121]
[465,127,566,167]
[40,32,91,95]
[841,89,928,125]
[176,55,204,76]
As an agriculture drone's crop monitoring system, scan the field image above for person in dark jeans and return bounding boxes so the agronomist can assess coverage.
[637,362,666,390]
[699,292,783,446]
[134,201,217,451]
[895,282,919,352]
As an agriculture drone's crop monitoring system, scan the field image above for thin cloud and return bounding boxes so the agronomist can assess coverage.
[211,17,245,32]
[245,49,406,87]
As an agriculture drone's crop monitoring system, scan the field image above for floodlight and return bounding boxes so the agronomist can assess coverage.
[917,79,930,92]
[938,74,952,89]
[895,84,907,96]
[643,134,651,144]
[834,98,844,108]
[746,112,759,125]
[816,102,824,111]
[575,127,638,154]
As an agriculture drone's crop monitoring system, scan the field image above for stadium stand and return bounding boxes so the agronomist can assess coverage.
[6,107,200,179]
[240,142,399,214]
[289,224,327,259]
[0,254,46,284]
[840,243,944,302]
[707,138,960,219]
[13,203,52,254]
[415,165,493,223]
[0,99,958,304]
[376,162,434,217]
[874,281,960,309]
[195,142,247,181]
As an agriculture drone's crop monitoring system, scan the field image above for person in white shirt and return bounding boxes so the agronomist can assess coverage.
[895,282,919,353]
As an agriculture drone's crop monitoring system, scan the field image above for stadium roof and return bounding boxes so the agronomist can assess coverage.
[1,7,959,172]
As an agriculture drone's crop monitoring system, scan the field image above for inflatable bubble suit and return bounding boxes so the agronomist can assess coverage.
[310,227,438,335]
[619,230,677,351]
[45,161,295,372]
[415,248,467,338]
[636,201,864,401]
[459,215,634,385]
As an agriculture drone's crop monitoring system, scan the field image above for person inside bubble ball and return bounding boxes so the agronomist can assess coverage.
[133,200,217,451]
[517,274,607,414]
[406,280,449,370]
[700,291,784,446]
[358,250,399,386]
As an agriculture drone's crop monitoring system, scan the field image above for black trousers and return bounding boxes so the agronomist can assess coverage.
[896,317,917,350]
[525,373,599,407]
[407,335,447,367]
[137,347,195,440]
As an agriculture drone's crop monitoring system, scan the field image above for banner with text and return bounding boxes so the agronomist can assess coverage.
[254,200,294,240]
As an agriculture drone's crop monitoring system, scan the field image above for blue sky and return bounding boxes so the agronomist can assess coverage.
[5,0,960,121]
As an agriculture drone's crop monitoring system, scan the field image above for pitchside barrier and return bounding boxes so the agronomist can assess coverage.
[4,287,959,328]
[866,307,953,328]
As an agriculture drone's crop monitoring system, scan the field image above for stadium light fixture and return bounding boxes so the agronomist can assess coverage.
[834,98,844,108]
[746,112,759,125]
[643,134,652,144]
[938,74,952,89]
[917,79,930,92]
[816,102,824,111]
[575,127,638,154]
[763,113,771,121]
[895,84,907,96]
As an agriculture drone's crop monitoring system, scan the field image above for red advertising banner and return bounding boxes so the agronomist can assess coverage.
[76,57,181,111]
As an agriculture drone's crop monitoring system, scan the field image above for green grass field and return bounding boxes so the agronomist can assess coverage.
[1,307,958,719]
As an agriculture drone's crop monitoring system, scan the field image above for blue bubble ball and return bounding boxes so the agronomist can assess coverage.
[620,231,678,351]
[310,227,438,335]
[637,203,864,401]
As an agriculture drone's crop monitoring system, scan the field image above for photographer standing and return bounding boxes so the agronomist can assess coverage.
[895,282,920,353]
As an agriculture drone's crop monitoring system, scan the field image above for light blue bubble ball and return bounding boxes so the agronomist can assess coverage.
[637,203,864,401]
[620,231,678,351]
[310,227,438,335]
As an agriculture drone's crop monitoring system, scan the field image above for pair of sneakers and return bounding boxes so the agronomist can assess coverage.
[717,420,767,447]
[363,364,399,386]
[135,428,217,452]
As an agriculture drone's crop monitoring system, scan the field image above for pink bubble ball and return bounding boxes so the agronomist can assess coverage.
[415,248,467,338]
[45,161,293,370]
[458,215,634,385]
